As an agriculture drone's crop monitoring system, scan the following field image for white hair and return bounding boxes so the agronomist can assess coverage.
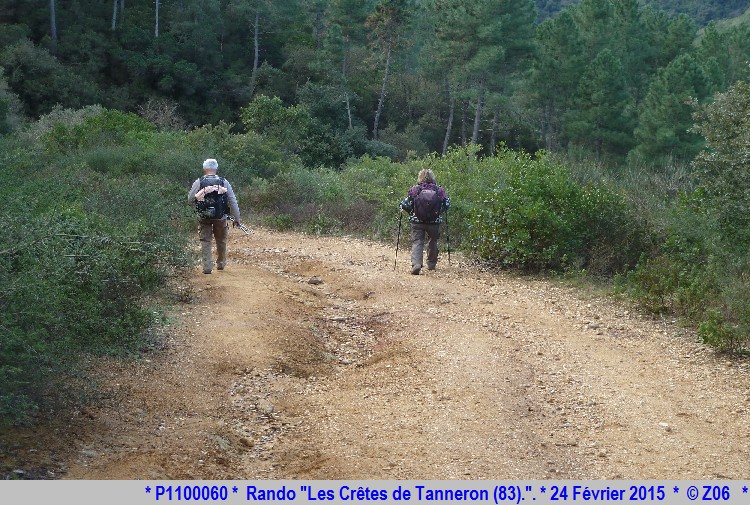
[203,158,219,171]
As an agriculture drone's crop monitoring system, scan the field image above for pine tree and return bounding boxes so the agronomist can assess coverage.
[532,9,584,150]
[610,0,655,106]
[425,0,535,150]
[634,53,711,160]
[366,0,409,140]
[697,23,750,92]
[564,49,634,157]
[573,0,614,59]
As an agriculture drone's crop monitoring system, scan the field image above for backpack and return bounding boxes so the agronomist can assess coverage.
[195,175,228,219]
[413,186,442,222]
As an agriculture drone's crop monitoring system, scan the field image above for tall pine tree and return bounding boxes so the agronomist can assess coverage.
[565,49,633,157]
[532,9,584,150]
[634,53,711,161]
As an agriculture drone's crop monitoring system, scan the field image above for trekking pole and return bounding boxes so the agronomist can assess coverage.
[394,213,403,271]
[228,216,252,235]
[444,209,451,265]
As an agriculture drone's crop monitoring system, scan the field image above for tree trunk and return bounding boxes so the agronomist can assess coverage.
[49,0,58,42]
[249,9,260,98]
[372,41,392,141]
[489,108,498,155]
[343,37,352,129]
[155,0,160,38]
[315,8,323,50]
[442,81,454,155]
[542,103,551,151]
[460,99,467,147]
[112,0,119,31]
[472,92,484,145]
[121,0,125,17]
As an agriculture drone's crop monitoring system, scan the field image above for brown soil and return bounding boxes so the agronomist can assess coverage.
[3,227,750,479]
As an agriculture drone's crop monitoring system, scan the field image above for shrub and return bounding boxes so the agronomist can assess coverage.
[691,81,750,247]
[0,150,193,424]
[622,192,750,352]
[466,150,645,273]
[185,122,286,183]
[42,108,156,154]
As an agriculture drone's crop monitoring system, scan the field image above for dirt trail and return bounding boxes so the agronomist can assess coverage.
[8,227,750,479]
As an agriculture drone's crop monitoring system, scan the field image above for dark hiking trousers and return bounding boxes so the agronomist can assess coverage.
[410,222,441,270]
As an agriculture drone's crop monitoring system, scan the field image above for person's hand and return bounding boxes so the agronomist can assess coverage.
[232,220,242,228]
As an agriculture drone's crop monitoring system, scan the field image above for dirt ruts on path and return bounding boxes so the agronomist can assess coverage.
[6,227,750,479]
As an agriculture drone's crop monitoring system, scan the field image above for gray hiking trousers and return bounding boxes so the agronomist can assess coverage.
[199,218,229,272]
[410,222,441,270]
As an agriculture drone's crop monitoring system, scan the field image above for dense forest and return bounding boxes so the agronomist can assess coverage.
[2,0,750,424]
[538,0,750,24]
[1,0,750,165]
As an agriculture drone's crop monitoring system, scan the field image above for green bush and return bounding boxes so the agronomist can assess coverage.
[245,145,647,276]
[621,192,750,352]
[466,150,645,273]
[0,136,194,424]
[185,122,286,183]
[43,108,156,154]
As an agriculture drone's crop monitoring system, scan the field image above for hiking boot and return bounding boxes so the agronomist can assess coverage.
[217,262,225,270]
[203,269,212,274]
[411,266,421,275]
[427,264,436,271]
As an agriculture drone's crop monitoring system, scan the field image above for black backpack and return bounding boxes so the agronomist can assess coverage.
[413,186,442,222]
[195,175,228,219]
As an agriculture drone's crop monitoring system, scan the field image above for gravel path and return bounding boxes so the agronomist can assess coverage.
[16,227,749,479]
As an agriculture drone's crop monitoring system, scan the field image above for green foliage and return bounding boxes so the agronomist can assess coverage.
[246,144,647,278]
[0,40,100,118]
[0,115,194,424]
[621,83,750,353]
[466,149,644,273]
[0,68,23,133]
[42,109,156,154]
[184,122,286,183]
[532,10,585,150]
[565,49,634,157]
[691,81,750,245]
[1,0,747,166]
[634,54,711,161]
[240,94,392,168]
[247,163,379,234]
[621,192,750,352]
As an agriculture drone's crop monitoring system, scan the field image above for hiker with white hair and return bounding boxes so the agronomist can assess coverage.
[188,158,242,274]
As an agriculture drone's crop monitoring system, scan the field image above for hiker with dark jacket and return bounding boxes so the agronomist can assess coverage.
[188,158,242,274]
[400,168,451,275]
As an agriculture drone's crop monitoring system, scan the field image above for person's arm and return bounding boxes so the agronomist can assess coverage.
[225,181,241,222]
[442,195,451,213]
[439,186,450,212]
[400,194,413,215]
[188,179,200,205]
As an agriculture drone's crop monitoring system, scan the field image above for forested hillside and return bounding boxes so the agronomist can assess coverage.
[1,0,750,165]
[537,0,750,24]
